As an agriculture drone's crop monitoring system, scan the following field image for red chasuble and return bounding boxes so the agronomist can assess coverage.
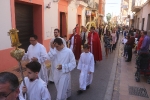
[87,32,102,61]
[69,34,81,60]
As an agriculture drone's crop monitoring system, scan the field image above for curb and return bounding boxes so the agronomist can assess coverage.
[103,40,121,100]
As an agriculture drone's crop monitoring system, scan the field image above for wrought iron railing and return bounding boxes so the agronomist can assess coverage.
[132,0,143,8]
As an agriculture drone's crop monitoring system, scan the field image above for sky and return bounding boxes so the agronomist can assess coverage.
[104,0,121,21]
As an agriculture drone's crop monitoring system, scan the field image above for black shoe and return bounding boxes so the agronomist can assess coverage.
[49,81,54,84]
[86,85,90,89]
[125,60,131,62]
[77,90,83,95]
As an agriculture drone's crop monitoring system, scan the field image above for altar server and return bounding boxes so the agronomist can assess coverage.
[77,44,94,94]
[19,61,51,100]
[22,34,48,83]
[49,28,66,83]
[47,38,76,100]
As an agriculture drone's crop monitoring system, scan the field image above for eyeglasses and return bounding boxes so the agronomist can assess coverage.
[0,88,16,100]
[30,40,36,41]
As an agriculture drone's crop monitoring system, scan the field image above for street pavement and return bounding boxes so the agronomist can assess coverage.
[48,40,119,100]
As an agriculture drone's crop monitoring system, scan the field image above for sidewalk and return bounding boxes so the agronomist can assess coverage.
[112,43,150,100]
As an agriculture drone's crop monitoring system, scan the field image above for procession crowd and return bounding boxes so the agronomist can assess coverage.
[121,26,150,62]
[0,24,125,100]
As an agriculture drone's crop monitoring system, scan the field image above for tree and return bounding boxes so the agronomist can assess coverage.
[106,13,111,23]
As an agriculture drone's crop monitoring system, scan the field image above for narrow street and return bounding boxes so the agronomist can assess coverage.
[48,39,120,100]
[1,0,150,100]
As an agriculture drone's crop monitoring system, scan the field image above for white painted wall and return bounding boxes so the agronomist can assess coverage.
[44,0,58,39]
[82,7,86,26]
[134,3,150,30]
[68,1,77,34]
[142,3,150,31]
[0,0,12,50]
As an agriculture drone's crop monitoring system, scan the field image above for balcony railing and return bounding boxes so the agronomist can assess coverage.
[132,0,142,7]
[77,0,89,3]
[77,0,98,9]
[132,0,147,12]
[132,0,141,12]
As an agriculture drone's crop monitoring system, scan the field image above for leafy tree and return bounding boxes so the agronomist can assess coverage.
[106,13,111,23]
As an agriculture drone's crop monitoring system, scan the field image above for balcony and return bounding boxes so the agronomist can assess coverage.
[76,0,88,7]
[132,0,142,12]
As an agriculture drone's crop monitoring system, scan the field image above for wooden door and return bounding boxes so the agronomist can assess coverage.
[15,3,33,52]
[60,12,67,37]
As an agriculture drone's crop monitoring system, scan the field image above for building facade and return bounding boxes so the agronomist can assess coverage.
[120,0,133,26]
[0,0,87,71]
[132,0,150,31]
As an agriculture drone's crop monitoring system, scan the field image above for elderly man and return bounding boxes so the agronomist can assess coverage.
[0,72,20,100]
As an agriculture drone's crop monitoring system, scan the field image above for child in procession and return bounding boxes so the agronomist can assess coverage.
[19,61,51,100]
[77,44,95,94]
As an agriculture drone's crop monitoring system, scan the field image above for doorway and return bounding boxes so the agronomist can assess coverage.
[78,15,81,33]
[15,3,33,52]
[60,12,67,37]
[137,18,139,29]
[141,18,145,31]
[147,14,150,31]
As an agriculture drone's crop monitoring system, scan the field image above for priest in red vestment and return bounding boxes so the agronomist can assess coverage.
[87,26,102,61]
[69,28,81,60]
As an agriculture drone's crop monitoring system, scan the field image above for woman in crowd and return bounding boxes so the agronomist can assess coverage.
[104,30,112,57]
[111,29,117,52]
[125,33,135,62]
[80,26,87,46]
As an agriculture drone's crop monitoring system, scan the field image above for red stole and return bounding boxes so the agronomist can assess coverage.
[88,32,102,61]
[69,33,81,60]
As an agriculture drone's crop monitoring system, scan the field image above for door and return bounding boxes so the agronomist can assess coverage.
[60,12,67,37]
[137,18,139,29]
[147,14,150,31]
[141,18,145,31]
[78,15,81,33]
[15,3,33,52]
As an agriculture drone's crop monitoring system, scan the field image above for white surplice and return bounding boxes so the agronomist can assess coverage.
[70,35,74,51]
[77,52,94,90]
[49,37,67,82]
[19,77,51,100]
[47,47,76,100]
[22,43,48,83]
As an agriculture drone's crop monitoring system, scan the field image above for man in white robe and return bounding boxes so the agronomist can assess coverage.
[49,28,66,83]
[77,44,94,94]
[19,61,51,100]
[47,38,76,100]
[22,34,48,84]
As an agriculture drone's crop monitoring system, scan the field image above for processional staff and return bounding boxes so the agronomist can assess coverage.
[8,28,28,100]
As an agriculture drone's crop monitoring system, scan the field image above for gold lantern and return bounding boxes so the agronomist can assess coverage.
[8,28,25,61]
[8,28,28,99]
[8,28,21,48]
